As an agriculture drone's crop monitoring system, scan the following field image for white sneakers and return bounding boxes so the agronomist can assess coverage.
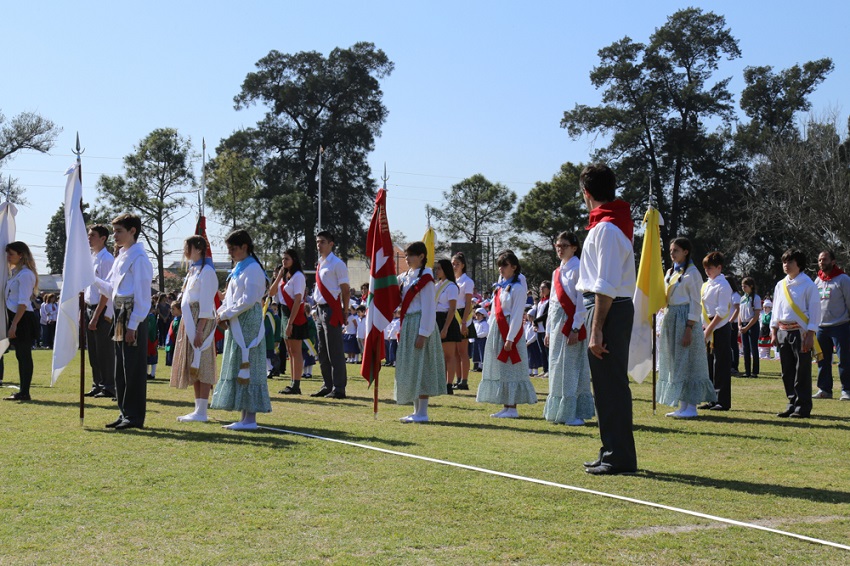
[840,391,850,401]
[491,408,519,418]
[565,418,585,426]
[177,412,207,422]
[666,403,698,418]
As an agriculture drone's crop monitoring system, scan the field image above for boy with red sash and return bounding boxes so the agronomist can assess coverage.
[576,164,638,475]
[310,231,351,399]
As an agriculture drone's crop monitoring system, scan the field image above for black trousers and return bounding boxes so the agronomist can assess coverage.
[707,323,732,409]
[778,329,813,415]
[85,305,115,394]
[7,309,36,396]
[316,304,348,393]
[585,298,637,470]
[114,317,148,425]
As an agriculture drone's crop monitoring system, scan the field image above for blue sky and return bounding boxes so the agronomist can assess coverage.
[1,0,847,272]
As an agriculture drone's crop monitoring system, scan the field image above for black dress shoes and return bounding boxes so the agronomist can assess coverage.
[584,464,637,476]
[311,387,332,397]
[325,390,346,399]
[583,459,602,468]
[776,408,795,418]
[114,420,143,430]
[708,404,728,411]
[84,388,101,397]
[698,402,716,410]
[94,390,115,398]
[105,418,125,428]
[789,411,810,418]
[3,393,31,401]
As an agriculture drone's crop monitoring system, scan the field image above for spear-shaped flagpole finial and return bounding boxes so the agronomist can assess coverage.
[5,175,11,202]
[73,132,85,163]
[381,162,389,192]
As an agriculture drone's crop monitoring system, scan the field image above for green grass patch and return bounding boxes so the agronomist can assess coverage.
[1,351,848,564]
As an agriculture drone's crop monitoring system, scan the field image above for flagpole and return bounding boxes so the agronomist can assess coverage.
[317,147,324,232]
[73,133,86,426]
[649,173,657,415]
[201,138,206,217]
[374,163,390,419]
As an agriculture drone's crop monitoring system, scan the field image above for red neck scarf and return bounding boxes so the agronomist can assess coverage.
[494,287,523,364]
[818,266,845,281]
[552,266,587,340]
[586,199,634,241]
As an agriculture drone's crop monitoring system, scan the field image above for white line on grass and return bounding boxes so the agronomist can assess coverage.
[258,424,850,552]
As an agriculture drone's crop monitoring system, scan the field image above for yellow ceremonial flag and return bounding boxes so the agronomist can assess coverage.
[628,206,667,383]
[423,225,436,265]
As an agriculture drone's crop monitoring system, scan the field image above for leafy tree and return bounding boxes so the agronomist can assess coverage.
[205,148,262,230]
[427,173,516,282]
[0,109,61,203]
[223,42,394,267]
[511,162,586,287]
[562,7,741,258]
[44,202,111,274]
[96,128,195,291]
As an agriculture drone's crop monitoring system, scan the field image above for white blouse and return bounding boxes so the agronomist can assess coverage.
[701,274,733,329]
[6,267,36,312]
[217,260,266,321]
[456,273,475,325]
[435,279,459,313]
[400,268,436,337]
[665,263,703,323]
[489,275,528,341]
[183,264,218,319]
[548,255,586,335]
[278,271,306,305]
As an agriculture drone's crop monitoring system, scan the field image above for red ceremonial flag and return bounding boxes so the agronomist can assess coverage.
[195,215,224,343]
[360,188,400,397]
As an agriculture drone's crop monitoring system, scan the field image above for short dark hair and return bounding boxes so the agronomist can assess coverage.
[703,251,724,268]
[555,231,582,259]
[781,249,806,269]
[89,224,109,239]
[496,249,522,283]
[225,229,254,254]
[820,250,836,260]
[579,163,617,202]
[112,213,142,241]
[316,230,335,243]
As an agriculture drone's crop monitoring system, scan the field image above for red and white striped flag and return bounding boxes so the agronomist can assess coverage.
[360,188,400,389]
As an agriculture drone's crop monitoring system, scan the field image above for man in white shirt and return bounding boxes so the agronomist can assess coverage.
[95,214,154,430]
[84,225,116,398]
[310,231,351,399]
[771,249,821,418]
[575,164,638,476]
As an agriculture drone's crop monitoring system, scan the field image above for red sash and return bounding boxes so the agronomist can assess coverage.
[315,264,344,326]
[399,273,435,327]
[552,267,587,340]
[494,286,523,364]
[280,279,307,325]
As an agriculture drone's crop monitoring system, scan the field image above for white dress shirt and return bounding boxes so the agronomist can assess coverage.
[456,273,475,326]
[5,267,36,312]
[85,247,115,318]
[577,221,636,299]
[218,260,266,321]
[435,280,459,313]
[94,242,154,331]
[701,273,733,329]
[550,255,587,334]
[400,268,436,337]
[770,272,821,332]
[312,252,349,304]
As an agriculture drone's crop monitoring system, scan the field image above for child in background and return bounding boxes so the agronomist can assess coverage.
[265,301,282,378]
[356,304,367,363]
[759,299,774,360]
[384,308,400,367]
[344,305,359,363]
[302,304,318,378]
[472,307,489,372]
[165,302,182,367]
[147,303,159,380]
[525,309,541,377]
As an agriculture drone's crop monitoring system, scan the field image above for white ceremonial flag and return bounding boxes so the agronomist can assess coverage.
[0,201,18,355]
[51,164,95,384]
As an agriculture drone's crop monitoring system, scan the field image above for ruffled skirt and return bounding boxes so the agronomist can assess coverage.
[393,312,446,405]
[476,320,537,406]
[656,304,717,407]
[543,301,594,422]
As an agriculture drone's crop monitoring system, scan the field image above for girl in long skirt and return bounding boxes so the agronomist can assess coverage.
[394,242,445,423]
[543,232,594,425]
[656,237,717,417]
[171,236,219,422]
[434,258,461,395]
[476,250,537,417]
[211,230,271,430]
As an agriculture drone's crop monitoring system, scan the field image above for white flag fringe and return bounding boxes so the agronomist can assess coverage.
[51,164,95,384]
[0,201,17,356]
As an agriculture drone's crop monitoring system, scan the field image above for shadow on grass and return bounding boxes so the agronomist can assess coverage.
[633,423,784,442]
[695,414,850,431]
[88,425,298,449]
[256,424,419,447]
[643,470,850,504]
[429,419,591,437]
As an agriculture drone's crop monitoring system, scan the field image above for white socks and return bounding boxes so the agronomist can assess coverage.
[491,407,519,418]
[178,398,209,422]
[415,398,429,418]
[400,398,429,422]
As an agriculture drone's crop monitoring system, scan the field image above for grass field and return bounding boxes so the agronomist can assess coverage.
[1,350,849,565]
